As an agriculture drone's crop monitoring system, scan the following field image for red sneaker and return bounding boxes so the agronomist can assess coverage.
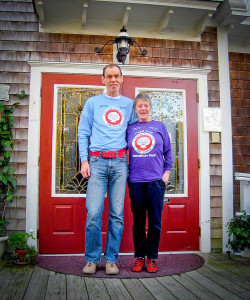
[132,257,145,272]
[146,258,157,273]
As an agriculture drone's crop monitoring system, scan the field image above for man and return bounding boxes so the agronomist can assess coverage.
[78,64,137,275]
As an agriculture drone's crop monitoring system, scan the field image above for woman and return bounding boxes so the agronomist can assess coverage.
[127,93,173,273]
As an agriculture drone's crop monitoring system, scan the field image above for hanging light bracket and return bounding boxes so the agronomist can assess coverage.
[94,39,114,54]
[94,27,147,64]
[131,40,148,56]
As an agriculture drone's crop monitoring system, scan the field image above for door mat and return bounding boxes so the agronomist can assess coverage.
[37,253,205,278]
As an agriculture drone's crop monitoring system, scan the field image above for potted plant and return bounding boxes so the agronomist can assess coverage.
[24,245,37,264]
[227,211,250,257]
[7,231,36,264]
[0,94,22,260]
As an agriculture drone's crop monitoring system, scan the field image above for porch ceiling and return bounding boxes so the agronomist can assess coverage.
[33,0,250,52]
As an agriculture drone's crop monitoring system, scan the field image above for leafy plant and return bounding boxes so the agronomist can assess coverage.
[0,99,20,236]
[7,231,35,250]
[8,231,37,263]
[23,245,37,263]
[0,219,9,237]
[227,211,250,252]
[16,90,26,99]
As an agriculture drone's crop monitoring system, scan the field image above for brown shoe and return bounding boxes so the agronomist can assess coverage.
[82,263,97,274]
[105,262,119,275]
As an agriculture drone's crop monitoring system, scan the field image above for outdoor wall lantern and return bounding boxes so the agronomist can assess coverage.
[94,27,147,64]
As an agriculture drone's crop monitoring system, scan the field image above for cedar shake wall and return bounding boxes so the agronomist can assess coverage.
[229,53,250,213]
[0,0,222,251]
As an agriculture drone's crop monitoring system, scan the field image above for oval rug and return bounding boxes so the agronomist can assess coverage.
[37,253,205,278]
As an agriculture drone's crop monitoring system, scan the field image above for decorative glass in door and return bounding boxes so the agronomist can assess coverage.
[52,86,105,196]
[52,86,186,196]
[136,88,187,196]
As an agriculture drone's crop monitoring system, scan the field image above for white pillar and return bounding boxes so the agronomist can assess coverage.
[198,76,211,253]
[217,27,234,252]
[25,67,42,249]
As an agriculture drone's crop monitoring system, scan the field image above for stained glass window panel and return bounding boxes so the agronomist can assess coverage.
[137,89,186,195]
[53,86,186,196]
[53,86,104,195]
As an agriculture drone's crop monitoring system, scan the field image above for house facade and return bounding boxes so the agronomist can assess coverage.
[0,0,249,254]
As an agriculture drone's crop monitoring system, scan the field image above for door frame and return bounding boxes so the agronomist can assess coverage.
[27,62,211,252]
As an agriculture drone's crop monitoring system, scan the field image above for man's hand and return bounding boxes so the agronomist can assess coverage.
[81,161,90,178]
[162,171,171,184]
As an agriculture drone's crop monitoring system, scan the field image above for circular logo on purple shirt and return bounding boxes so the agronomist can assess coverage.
[132,132,155,154]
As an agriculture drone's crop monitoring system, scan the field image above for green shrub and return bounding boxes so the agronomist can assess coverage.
[227,211,250,252]
[8,232,35,250]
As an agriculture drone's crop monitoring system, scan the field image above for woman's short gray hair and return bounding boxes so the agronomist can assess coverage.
[134,93,152,108]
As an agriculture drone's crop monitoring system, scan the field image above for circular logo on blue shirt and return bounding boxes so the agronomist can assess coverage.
[103,107,124,127]
[132,132,155,154]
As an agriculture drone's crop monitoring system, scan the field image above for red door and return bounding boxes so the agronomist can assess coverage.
[39,73,198,253]
[122,77,199,251]
[39,74,103,253]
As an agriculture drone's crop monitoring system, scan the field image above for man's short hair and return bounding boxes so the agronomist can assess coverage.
[102,64,123,78]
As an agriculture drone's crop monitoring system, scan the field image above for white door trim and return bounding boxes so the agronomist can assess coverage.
[26,62,211,252]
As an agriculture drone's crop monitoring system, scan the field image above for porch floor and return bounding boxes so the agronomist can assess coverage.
[0,253,249,300]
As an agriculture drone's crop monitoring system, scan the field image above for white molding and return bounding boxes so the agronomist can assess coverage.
[92,0,219,10]
[217,27,234,252]
[121,5,131,28]
[195,12,213,36]
[159,9,174,33]
[26,62,211,252]
[81,3,88,29]
[198,75,211,253]
[28,61,211,76]
[25,67,42,247]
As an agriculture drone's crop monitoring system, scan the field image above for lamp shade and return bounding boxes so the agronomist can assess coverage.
[114,27,132,64]
[115,27,132,49]
[94,26,147,64]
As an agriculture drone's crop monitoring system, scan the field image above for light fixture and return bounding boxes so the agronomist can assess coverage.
[94,27,147,64]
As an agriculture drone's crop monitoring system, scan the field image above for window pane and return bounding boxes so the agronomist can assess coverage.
[54,87,104,195]
[137,89,186,195]
[53,86,186,196]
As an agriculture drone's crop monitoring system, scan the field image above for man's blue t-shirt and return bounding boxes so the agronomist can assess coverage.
[78,93,137,161]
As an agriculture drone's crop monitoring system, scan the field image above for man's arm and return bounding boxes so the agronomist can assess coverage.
[128,104,138,125]
[78,99,93,175]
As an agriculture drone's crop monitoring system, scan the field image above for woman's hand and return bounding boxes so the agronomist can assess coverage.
[162,171,171,183]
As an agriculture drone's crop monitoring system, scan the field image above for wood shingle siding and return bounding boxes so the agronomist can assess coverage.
[229,52,250,213]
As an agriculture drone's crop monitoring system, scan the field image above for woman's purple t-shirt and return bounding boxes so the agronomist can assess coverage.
[126,120,173,183]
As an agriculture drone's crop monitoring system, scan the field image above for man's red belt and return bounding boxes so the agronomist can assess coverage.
[90,149,127,158]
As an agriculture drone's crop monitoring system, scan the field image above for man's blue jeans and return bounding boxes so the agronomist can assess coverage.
[85,154,128,263]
